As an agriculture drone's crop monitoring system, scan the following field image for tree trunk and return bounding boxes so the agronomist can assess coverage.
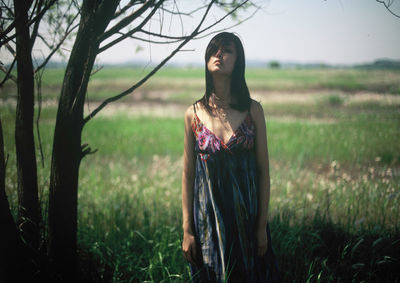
[0,118,20,282]
[14,0,40,251]
[0,116,35,283]
[48,1,118,281]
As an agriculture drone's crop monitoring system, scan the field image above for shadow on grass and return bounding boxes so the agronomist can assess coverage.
[76,208,400,282]
[271,209,400,282]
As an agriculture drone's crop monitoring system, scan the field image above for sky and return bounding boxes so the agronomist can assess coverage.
[2,0,399,66]
[95,0,400,66]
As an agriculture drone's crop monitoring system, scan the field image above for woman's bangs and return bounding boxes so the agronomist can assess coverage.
[206,36,233,59]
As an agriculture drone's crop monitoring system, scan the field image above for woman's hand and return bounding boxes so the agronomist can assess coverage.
[256,227,268,257]
[182,231,199,266]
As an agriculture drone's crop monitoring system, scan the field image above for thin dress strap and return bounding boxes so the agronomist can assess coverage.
[193,102,197,114]
[192,102,199,129]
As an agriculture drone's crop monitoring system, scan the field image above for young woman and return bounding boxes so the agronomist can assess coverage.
[181,32,279,282]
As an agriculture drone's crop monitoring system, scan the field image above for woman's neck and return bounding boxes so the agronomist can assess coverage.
[211,75,231,106]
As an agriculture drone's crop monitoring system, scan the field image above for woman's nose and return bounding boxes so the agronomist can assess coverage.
[215,49,223,58]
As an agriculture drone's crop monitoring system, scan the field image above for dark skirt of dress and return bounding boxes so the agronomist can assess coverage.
[189,105,280,283]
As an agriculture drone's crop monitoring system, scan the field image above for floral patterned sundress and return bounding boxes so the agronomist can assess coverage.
[189,102,279,283]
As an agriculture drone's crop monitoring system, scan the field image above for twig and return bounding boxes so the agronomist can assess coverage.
[116,31,182,44]
[196,3,259,40]
[0,0,57,46]
[90,65,103,76]
[34,58,45,168]
[113,0,137,19]
[97,0,165,54]
[35,21,79,73]
[161,3,208,17]
[376,0,400,18]
[84,0,217,124]
[198,0,250,35]
[137,29,191,40]
[0,57,17,86]
[30,0,45,50]
[99,0,161,43]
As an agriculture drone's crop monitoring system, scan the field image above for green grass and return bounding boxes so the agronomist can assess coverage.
[3,105,395,165]
[1,66,400,281]
[82,115,184,159]
[268,116,400,166]
[2,101,399,281]
[2,67,400,101]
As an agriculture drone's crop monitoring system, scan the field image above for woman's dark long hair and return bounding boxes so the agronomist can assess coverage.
[197,32,251,114]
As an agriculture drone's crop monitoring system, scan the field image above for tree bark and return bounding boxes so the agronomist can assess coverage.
[0,115,34,283]
[48,1,119,281]
[14,0,40,251]
[0,118,20,282]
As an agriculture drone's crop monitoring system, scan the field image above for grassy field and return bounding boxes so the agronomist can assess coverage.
[1,66,400,102]
[1,67,400,282]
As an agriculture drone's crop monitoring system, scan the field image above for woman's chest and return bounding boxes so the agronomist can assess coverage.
[195,109,249,145]
[192,110,255,154]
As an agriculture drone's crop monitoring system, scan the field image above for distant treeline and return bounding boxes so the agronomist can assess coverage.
[7,58,400,70]
[353,59,400,70]
[268,59,400,70]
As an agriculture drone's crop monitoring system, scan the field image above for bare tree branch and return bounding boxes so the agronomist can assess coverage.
[0,22,15,43]
[3,39,16,56]
[1,0,14,17]
[0,37,17,85]
[116,31,182,44]
[161,3,208,16]
[32,2,80,73]
[0,0,57,46]
[158,1,165,35]
[102,0,245,49]
[35,21,79,72]
[0,15,14,21]
[113,0,135,19]
[0,57,17,86]
[35,6,80,73]
[97,0,165,54]
[34,59,45,168]
[376,0,400,18]
[137,29,191,40]
[37,33,52,49]
[90,65,103,76]
[30,0,45,50]
[28,0,41,22]
[137,0,254,41]
[80,143,98,158]
[84,0,217,124]
[198,0,250,35]
[196,2,259,40]
[168,0,183,35]
[71,0,81,15]
[99,0,160,43]
[51,1,75,39]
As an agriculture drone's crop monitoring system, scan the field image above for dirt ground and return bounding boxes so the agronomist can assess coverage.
[84,90,400,121]
[1,90,399,121]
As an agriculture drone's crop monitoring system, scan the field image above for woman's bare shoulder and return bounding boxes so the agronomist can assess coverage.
[185,102,203,125]
[184,105,194,122]
[249,99,265,122]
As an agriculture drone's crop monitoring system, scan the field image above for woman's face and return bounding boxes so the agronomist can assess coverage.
[207,42,237,77]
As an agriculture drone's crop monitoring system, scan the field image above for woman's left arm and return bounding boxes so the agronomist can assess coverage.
[251,100,271,257]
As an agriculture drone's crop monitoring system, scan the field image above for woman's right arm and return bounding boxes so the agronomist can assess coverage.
[181,105,198,266]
